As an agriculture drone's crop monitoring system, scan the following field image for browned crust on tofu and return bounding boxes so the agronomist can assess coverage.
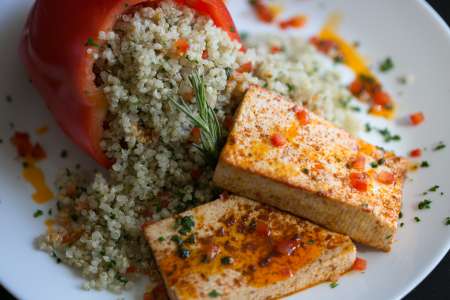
[213,86,408,251]
[144,196,356,300]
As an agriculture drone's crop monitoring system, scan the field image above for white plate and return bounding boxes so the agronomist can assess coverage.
[0,0,449,299]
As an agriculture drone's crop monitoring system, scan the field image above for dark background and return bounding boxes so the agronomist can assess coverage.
[1,1,449,299]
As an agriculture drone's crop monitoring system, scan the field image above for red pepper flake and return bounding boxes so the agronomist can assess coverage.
[352,257,367,271]
[377,171,395,185]
[250,0,277,23]
[236,62,253,74]
[279,15,308,30]
[349,172,369,192]
[174,38,189,56]
[409,148,422,158]
[202,50,209,60]
[190,127,201,144]
[126,266,137,274]
[10,132,33,157]
[295,107,310,125]
[409,112,425,126]
[255,221,271,237]
[351,156,366,170]
[270,133,286,147]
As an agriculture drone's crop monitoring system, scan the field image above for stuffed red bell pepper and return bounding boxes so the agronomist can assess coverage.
[20,0,240,167]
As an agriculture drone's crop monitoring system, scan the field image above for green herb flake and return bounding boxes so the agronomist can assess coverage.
[177,215,195,235]
[418,199,431,210]
[85,37,99,48]
[414,216,421,223]
[433,142,446,151]
[330,282,339,288]
[400,222,404,227]
[445,217,450,225]
[171,235,183,245]
[370,162,378,168]
[178,247,190,259]
[208,290,221,298]
[33,209,43,218]
[158,236,165,242]
[386,235,392,240]
[365,123,372,133]
[302,168,309,175]
[185,234,196,244]
[428,185,440,192]
[379,57,394,72]
[399,211,403,219]
[420,161,430,168]
[287,83,295,92]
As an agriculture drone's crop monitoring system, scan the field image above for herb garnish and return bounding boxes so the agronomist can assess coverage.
[379,57,394,72]
[330,282,339,288]
[85,37,99,48]
[414,216,421,223]
[170,73,224,165]
[433,142,446,151]
[378,128,401,143]
[221,256,233,265]
[418,199,431,210]
[176,215,195,235]
[400,222,404,227]
[158,236,165,242]
[33,209,43,218]
[420,161,430,168]
[445,217,450,225]
[208,290,221,298]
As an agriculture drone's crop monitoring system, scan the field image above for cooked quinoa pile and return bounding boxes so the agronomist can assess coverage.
[38,0,357,292]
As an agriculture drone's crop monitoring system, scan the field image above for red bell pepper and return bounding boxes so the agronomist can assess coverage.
[20,0,240,167]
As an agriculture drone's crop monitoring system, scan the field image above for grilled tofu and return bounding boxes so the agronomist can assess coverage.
[144,195,356,300]
[213,86,408,251]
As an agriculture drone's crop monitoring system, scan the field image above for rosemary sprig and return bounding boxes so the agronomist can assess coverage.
[170,73,224,165]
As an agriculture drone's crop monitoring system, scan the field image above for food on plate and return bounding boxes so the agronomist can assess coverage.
[19,0,240,167]
[213,86,408,251]
[25,0,360,292]
[144,195,356,300]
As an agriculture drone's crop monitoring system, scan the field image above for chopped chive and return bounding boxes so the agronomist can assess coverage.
[418,199,432,210]
[33,209,43,218]
[433,142,446,151]
[379,57,394,72]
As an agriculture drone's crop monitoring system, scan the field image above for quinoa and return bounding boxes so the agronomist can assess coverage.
[37,0,358,293]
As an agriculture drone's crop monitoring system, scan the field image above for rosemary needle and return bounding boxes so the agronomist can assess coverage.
[170,73,224,165]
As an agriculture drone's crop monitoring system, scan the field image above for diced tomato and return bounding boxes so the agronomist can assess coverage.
[351,156,366,170]
[174,38,189,56]
[250,0,276,23]
[270,46,282,54]
[270,133,286,147]
[274,239,297,256]
[377,171,395,185]
[279,15,308,30]
[352,257,367,271]
[409,148,422,158]
[31,143,47,161]
[236,62,253,73]
[295,108,310,125]
[202,50,209,59]
[190,127,201,144]
[349,172,368,192]
[349,78,363,96]
[255,221,271,237]
[373,90,392,107]
[409,112,425,126]
[191,168,202,180]
[10,132,33,157]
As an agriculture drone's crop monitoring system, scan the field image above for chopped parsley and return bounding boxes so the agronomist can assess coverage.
[171,235,183,245]
[116,274,128,284]
[433,142,446,151]
[414,216,421,223]
[208,290,221,298]
[85,37,99,48]
[427,185,440,193]
[445,217,450,225]
[176,215,195,235]
[225,67,233,78]
[330,282,339,288]
[370,161,379,168]
[287,83,295,92]
[379,57,394,72]
[365,123,372,133]
[420,161,430,168]
[158,236,165,242]
[399,211,403,219]
[378,128,401,143]
[386,235,392,240]
[400,222,404,227]
[418,199,431,210]
[185,234,196,244]
[33,209,43,218]
[302,168,309,175]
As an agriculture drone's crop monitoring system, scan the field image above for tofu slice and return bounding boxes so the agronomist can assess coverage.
[144,195,356,300]
[213,86,408,251]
